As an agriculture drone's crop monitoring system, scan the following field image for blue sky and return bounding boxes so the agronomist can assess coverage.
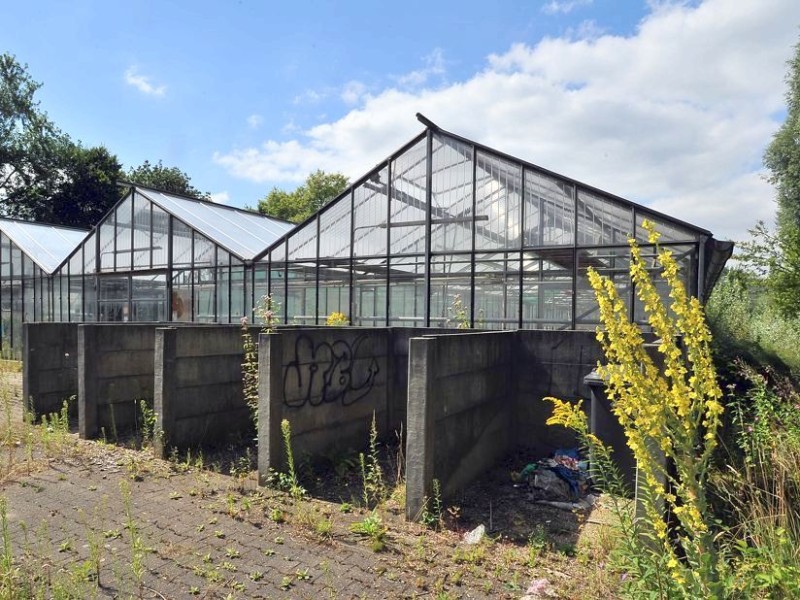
[3,0,799,241]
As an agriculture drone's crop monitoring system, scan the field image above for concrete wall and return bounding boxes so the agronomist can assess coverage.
[23,323,79,418]
[256,327,462,480]
[78,324,157,440]
[154,325,255,457]
[515,330,605,456]
[406,331,515,519]
[387,327,462,434]
[258,327,391,477]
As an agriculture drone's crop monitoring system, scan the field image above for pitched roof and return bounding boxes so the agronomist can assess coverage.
[137,188,295,261]
[0,219,88,274]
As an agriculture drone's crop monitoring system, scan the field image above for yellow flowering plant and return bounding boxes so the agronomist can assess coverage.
[325,311,349,326]
[545,221,726,598]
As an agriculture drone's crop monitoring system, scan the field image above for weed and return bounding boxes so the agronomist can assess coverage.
[295,567,312,581]
[315,515,334,540]
[137,399,157,448]
[268,419,306,499]
[269,508,285,523]
[121,480,146,598]
[280,575,293,590]
[420,478,443,529]
[359,412,386,507]
[350,511,387,552]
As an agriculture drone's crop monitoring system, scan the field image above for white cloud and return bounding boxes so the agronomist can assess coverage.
[124,66,166,97]
[341,80,367,105]
[210,191,230,204]
[213,0,800,242]
[293,88,328,105]
[541,0,593,15]
[247,114,264,129]
[396,48,447,88]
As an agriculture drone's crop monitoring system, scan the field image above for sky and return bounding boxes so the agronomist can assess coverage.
[3,0,799,243]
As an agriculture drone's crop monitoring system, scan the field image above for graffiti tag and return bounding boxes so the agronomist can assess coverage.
[283,334,380,408]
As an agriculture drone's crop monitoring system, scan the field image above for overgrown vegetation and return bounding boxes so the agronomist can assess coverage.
[241,293,278,430]
[547,221,800,598]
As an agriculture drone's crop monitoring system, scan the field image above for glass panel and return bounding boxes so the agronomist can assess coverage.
[131,273,167,321]
[0,237,9,347]
[231,262,246,323]
[286,263,317,325]
[216,250,230,323]
[152,204,169,267]
[287,217,318,260]
[319,200,352,259]
[83,237,95,274]
[635,213,701,243]
[194,268,216,322]
[98,276,129,322]
[390,138,428,255]
[252,264,269,320]
[522,248,573,329]
[115,197,133,271]
[353,167,389,257]
[576,247,631,329]
[98,215,115,272]
[388,255,426,327]
[475,152,522,250]
[270,241,286,262]
[524,170,574,246]
[431,134,473,253]
[193,232,214,267]
[84,276,96,321]
[429,253,472,327]
[633,244,697,324]
[22,255,33,326]
[133,193,152,268]
[318,258,350,320]
[269,265,286,323]
[172,220,192,268]
[474,252,520,329]
[352,257,387,326]
[60,272,69,321]
[577,190,632,246]
[172,270,192,321]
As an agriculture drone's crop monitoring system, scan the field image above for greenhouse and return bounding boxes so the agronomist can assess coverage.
[52,186,293,327]
[251,115,733,329]
[2,115,732,355]
[0,218,88,353]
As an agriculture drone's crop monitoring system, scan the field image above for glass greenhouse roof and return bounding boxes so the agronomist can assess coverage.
[139,188,295,261]
[0,219,88,273]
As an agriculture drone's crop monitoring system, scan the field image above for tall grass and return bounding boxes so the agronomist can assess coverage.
[711,364,800,598]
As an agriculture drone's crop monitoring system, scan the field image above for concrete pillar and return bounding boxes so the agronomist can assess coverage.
[153,327,177,459]
[405,337,437,521]
[78,325,97,439]
[257,333,285,486]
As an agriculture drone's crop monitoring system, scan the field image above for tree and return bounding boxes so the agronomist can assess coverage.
[743,41,800,318]
[257,170,349,223]
[33,145,123,228]
[126,160,208,199]
[0,53,71,218]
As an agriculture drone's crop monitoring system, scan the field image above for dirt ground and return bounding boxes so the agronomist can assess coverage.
[0,371,621,599]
